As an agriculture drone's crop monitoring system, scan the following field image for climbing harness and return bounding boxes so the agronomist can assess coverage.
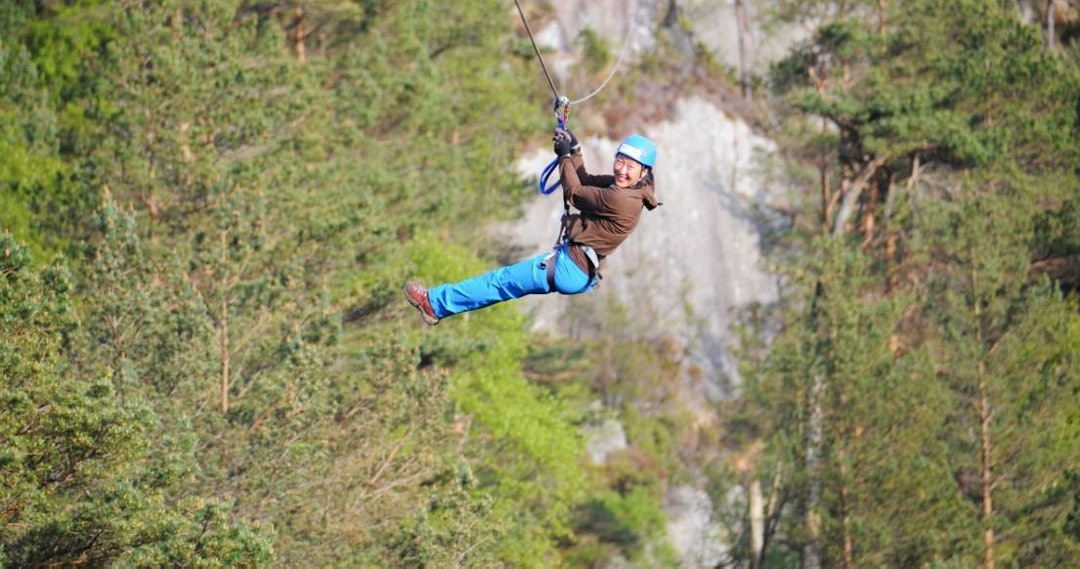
[542,243,600,294]
[511,0,635,194]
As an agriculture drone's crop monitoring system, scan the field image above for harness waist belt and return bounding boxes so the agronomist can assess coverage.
[545,244,601,292]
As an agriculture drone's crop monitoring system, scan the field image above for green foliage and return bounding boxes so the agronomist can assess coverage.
[5,0,1076,566]
[573,27,614,81]
[326,0,543,234]
[406,234,590,564]
[1035,192,1080,258]
[0,40,66,254]
[771,0,1080,219]
[910,184,1080,567]
[751,2,1080,565]
[573,487,676,565]
[74,195,466,568]
[521,294,693,567]
[2,0,625,564]
[0,233,271,566]
[116,500,275,568]
[568,444,680,567]
[737,238,968,565]
[13,1,115,102]
[0,1,117,256]
[377,462,503,568]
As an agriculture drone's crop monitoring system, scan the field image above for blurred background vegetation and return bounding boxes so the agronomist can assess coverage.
[1,0,1078,568]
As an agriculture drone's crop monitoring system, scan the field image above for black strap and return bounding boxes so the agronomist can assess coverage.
[546,252,557,291]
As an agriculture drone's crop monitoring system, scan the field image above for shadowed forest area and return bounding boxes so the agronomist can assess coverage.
[1,1,1079,568]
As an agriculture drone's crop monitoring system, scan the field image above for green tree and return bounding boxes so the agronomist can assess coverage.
[62,0,574,565]
[0,232,271,567]
[0,34,65,253]
[734,238,964,568]
[912,184,1080,568]
[404,235,590,566]
[0,0,115,252]
[748,1,1080,567]
[2,0,683,565]
[73,0,346,532]
[771,0,1080,243]
[75,200,467,567]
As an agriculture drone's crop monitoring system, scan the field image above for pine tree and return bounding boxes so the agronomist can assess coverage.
[747,0,1080,567]
[0,27,65,253]
[64,1,567,564]
[0,232,272,566]
[911,182,1080,568]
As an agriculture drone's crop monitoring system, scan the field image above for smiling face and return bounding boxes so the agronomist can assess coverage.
[613,154,647,188]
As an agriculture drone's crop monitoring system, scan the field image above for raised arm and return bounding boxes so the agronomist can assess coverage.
[559,153,616,214]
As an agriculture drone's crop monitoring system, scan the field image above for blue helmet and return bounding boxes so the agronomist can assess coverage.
[616,134,657,169]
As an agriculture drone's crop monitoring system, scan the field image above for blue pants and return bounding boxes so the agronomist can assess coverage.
[428,245,595,318]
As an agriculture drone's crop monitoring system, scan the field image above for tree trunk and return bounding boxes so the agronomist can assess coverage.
[839,449,854,569]
[1047,0,1057,50]
[220,296,229,413]
[735,0,752,100]
[878,0,888,37]
[662,0,680,27]
[750,477,765,569]
[293,6,306,62]
[219,229,230,414]
[832,156,889,237]
[973,261,996,569]
[979,382,995,569]
[808,66,833,234]
[820,149,832,233]
[803,371,824,569]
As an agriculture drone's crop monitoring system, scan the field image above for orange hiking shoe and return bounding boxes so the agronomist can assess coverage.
[403,281,439,325]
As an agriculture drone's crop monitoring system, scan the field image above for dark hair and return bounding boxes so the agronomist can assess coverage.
[632,169,654,189]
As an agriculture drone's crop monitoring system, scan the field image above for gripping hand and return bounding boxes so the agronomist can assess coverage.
[552,128,579,157]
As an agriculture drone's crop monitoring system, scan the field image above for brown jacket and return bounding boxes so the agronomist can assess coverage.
[557,151,659,275]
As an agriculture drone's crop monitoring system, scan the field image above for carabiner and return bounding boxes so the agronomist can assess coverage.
[553,96,571,130]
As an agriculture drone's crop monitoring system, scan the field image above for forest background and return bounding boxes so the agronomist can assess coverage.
[2,0,1079,568]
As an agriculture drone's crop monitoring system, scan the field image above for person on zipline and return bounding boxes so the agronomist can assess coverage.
[403,128,659,325]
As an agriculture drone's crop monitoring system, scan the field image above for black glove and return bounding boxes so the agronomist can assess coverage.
[553,137,574,157]
[552,128,578,157]
[563,128,580,151]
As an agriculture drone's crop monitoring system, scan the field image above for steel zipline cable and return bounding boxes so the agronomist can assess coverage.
[512,0,635,105]
[512,0,636,193]
[512,0,561,101]
[567,5,635,106]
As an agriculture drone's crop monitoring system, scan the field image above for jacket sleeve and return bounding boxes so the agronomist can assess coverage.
[559,153,616,214]
[573,152,614,188]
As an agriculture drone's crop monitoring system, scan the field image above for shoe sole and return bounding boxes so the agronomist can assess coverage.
[403,283,439,325]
